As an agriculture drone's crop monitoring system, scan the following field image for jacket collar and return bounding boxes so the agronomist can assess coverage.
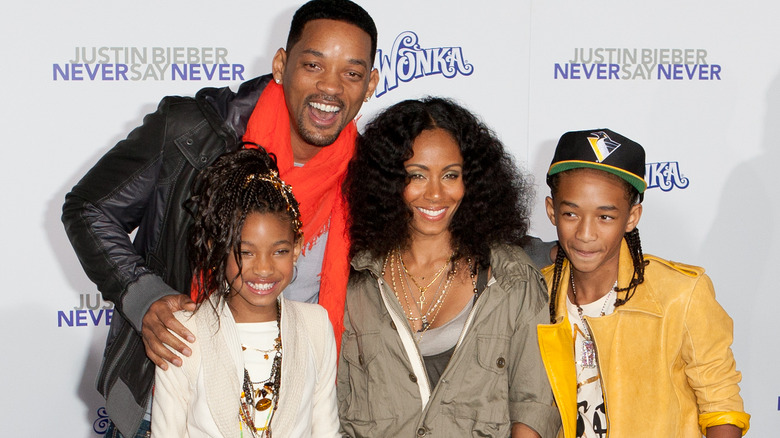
[196,74,273,143]
[351,250,388,278]
[552,239,663,321]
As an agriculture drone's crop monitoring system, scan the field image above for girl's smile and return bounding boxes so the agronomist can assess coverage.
[226,211,302,323]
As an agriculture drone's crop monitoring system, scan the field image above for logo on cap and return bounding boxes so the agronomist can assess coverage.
[587,131,621,162]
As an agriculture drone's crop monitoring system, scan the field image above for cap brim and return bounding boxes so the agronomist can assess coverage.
[549,160,647,194]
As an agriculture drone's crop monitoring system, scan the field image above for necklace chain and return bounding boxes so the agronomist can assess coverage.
[570,274,617,330]
[569,274,615,370]
[383,248,477,340]
[398,250,453,309]
[239,301,282,438]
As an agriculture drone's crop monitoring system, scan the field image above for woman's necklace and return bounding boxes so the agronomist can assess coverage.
[385,249,452,330]
[399,249,454,309]
[570,274,616,369]
[239,300,282,438]
[384,250,477,339]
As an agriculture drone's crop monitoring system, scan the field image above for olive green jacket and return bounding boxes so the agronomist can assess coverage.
[338,244,561,438]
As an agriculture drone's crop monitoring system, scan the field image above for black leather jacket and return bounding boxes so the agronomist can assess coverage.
[62,74,272,436]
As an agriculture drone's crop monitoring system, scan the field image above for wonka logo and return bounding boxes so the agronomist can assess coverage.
[93,407,109,435]
[374,31,474,97]
[645,161,690,191]
[57,293,114,327]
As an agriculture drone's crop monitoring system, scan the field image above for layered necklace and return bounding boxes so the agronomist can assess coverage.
[569,274,616,369]
[384,248,457,335]
[239,300,282,437]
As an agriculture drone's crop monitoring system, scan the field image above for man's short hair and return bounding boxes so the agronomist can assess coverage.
[286,0,377,65]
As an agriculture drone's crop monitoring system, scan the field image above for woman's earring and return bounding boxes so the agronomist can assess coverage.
[291,264,298,284]
[223,280,231,295]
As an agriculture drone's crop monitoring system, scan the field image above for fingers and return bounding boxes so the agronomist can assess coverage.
[142,295,197,369]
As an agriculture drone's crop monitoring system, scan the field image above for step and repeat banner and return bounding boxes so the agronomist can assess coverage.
[2,0,777,435]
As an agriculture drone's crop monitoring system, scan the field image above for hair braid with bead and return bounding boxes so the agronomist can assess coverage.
[187,146,303,309]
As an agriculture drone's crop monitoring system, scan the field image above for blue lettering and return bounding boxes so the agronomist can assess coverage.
[698,64,709,80]
[86,63,100,80]
[554,63,569,79]
[646,161,689,191]
[203,63,217,80]
[53,64,69,80]
[570,63,581,79]
[232,64,244,80]
[711,64,721,80]
[58,308,113,327]
[58,311,74,327]
[219,64,230,80]
[658,64,672,79]
[582,63,595,79]
[609,63,620,79]
[101,64,115,81]
[89,310,104,325]
[76,310,87,326]
[685,64,697,79]
[673,64,683,80]
[596,64,607,79]
[189,63,201,80]
[171,64,187,80]
[116,64,129,80]
[71,64,84,81]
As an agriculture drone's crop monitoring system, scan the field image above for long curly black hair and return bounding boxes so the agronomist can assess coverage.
[344,97,533,267]
[188,146,303,307]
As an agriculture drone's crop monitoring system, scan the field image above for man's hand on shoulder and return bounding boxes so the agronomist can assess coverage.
[142,294,197,370]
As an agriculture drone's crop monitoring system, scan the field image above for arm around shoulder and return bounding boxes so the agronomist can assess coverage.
[62,97,180,325]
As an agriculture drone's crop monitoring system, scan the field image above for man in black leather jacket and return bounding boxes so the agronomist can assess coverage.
[62,1,378,436]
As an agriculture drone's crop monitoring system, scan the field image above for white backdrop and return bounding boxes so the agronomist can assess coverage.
[1,0,777,435]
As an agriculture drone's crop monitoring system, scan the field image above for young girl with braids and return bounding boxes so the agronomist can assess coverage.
[536,129,749,438]
[151,148,339,437]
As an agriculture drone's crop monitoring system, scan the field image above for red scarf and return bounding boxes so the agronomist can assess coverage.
[243,81,352,349]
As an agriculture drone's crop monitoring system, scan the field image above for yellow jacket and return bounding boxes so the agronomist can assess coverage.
[537,240,750,437]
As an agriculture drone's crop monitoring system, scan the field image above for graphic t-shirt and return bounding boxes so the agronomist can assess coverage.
[566,293,616,438]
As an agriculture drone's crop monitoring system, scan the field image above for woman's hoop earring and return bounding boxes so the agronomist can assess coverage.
[291,264,298,284]
[223,280,231,296]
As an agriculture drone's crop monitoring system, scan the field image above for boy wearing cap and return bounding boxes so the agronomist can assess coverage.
[536,129,749,438]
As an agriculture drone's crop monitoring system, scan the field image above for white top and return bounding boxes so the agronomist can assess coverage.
[237,321,278,433]
[151,296,339,437]
[566,293,615,438]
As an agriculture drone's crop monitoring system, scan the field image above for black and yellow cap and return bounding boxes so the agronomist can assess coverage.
[547,128,647,195]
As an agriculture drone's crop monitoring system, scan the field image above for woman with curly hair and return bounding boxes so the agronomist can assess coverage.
[339,97,560,438]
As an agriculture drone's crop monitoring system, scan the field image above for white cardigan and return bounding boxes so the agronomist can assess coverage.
[151,296,339,437]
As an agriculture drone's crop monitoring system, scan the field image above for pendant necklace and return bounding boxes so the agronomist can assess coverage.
[239,300,282,437]
[570,274,616,369]
[399,249,454,309]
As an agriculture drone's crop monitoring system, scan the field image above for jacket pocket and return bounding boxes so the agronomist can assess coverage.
[442,334,510,425]
[339,331,396,427]
[477,334,511,374]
